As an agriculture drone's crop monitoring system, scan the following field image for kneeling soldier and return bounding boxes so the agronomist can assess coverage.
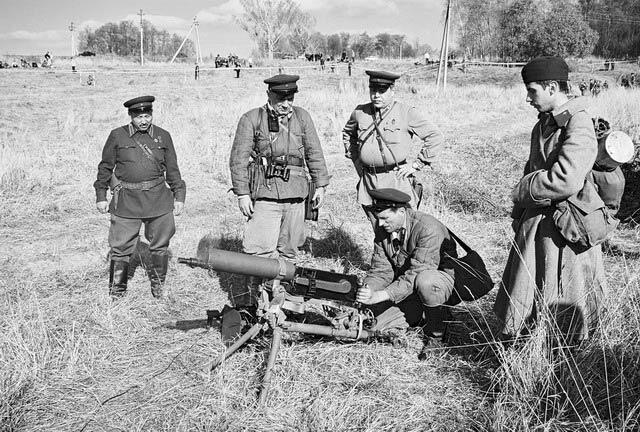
[94,95,186,298]
[356,188,457,342]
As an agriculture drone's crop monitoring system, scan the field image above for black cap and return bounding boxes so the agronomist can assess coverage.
[124,95,155,114]
[366,70,401,88]
[521,57,569,84]
[369,188,411,211]
[264,74,299,94]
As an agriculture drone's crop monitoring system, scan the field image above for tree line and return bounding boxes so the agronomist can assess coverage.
[235,0,431,60]
[77,20,194,59]
[454,0,640,61]
[279,31,433,60]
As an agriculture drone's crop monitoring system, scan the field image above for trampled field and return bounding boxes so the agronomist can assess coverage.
[1,59,640,431]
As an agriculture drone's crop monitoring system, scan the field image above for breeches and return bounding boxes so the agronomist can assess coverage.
[242,199,306,259]
[415,269,455,306]
[369,269,456,329]
[109,212,175,261]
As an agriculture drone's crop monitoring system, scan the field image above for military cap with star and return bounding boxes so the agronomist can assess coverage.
[369,188,411,210]
[124,95,155,114]
[366,70,402,88]
[264,74,299,94]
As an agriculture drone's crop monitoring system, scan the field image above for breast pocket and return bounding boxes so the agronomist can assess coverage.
[150,142,167,162]
[254,131,271,152]
[382,126,403,144]
[116,143,140,163]
[292,132,305,152]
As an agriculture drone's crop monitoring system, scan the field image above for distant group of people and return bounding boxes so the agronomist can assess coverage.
[214,53,244,68]
[0,51,52,69]
[95,55,628,350]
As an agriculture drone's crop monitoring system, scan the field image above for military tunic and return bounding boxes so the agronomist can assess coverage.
[94,124,186,218]
[366,208,457,302]
[94,123,186,259]
[342,101,443,206]
[494,97,606,341]
[230,104,329,259]
[364,208,457,330]
[230,105,330,200]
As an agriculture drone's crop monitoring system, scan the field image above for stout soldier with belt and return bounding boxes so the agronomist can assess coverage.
[94,96,186,299]
[342,70,444,221]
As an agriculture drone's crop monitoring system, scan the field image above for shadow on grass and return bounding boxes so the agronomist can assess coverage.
[306,225,367,271]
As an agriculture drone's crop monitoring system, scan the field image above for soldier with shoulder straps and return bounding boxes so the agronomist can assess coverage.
[342,70,444,224]
[94,96,186,299]
[228,75,330,319]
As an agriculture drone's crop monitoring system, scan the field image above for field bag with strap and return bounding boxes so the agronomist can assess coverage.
[552,173,619,252]
[446,230,494,304]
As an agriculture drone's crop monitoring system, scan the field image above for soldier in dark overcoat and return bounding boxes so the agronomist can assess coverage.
[494,57,606,344]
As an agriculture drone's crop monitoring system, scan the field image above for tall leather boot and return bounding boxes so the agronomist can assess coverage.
[423,305,451,339]
[149,254,169,299]
[109,260,129,298]
[418,305,451,360]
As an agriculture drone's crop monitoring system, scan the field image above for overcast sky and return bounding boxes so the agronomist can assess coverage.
[0,0,446,57]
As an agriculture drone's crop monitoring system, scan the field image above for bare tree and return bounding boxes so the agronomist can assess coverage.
[235,0,313,60]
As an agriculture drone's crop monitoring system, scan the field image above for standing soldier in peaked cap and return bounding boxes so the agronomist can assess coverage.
[94,95,186,299]
[228,74,330,322]
[343,70,444,223]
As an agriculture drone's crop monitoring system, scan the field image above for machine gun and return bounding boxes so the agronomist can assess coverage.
[178,248,390,405]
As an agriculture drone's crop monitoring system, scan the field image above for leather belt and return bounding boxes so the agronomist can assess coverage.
[362,160,407,174]
[271,154,305,167]
[120,177,165,190]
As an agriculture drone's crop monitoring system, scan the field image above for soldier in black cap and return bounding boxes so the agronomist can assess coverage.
[356,188,458,343]
[94,95,186,299]
[494,56,605,345]
[228,74,330,317]
[342,70,444,223]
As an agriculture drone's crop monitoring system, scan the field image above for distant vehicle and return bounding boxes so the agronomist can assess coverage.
[78,51,96,57]
[365,55,380,61]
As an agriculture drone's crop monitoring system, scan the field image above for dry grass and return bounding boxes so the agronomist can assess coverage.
[1,61,639,431]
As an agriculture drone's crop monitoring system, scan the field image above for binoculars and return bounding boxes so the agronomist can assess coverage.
[265,156,291,181]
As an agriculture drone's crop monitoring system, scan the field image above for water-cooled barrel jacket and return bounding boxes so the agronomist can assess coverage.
[229,105,330,200]
[94,124,186,218]
[342,101,443,168]
[365,208,458,303]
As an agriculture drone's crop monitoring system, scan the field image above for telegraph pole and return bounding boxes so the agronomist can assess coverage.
[194,17,203,64]
[138,9,144,66]
[436,0,451,91]
[170,16,203,64]
[69,22,77,56]
[442,0,452,91]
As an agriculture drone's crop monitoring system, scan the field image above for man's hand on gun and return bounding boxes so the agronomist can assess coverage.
[356,284,390,305]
